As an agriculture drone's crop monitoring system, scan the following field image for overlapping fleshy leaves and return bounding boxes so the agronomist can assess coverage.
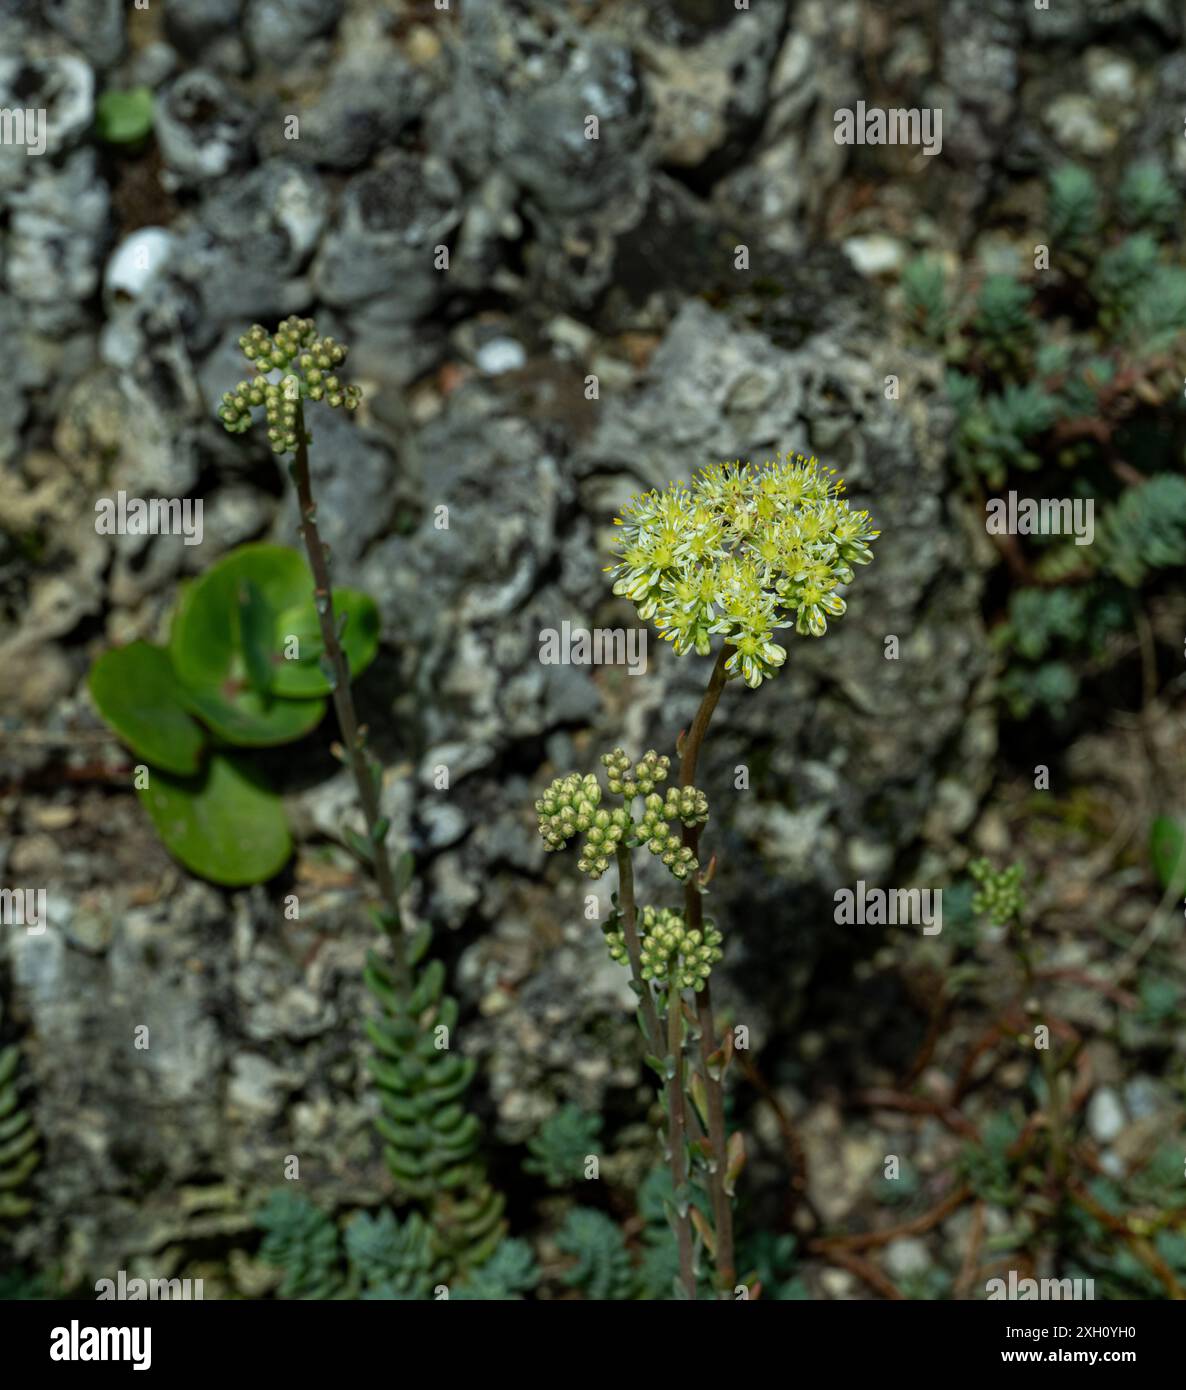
[605,453,880,688]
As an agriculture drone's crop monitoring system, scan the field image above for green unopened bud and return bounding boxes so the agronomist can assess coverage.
[663,785,709,828]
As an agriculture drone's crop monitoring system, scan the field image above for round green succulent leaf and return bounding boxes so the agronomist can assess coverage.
[168,544,330,744]
[1150,816,1186,894]
[270,589,381,697]
[95,87,154,145]
[169,544,313,693]
[87,640,205,775]
[180,683,326,748]
[135,753,292,886]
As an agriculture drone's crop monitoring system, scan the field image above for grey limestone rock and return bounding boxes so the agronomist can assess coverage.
[155,70,256,187]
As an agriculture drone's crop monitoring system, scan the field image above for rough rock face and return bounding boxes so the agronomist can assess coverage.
[0,0,1166,1284]
[5,873,388,1288]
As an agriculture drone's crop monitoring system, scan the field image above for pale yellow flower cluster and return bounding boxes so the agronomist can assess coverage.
[606,453,879,687]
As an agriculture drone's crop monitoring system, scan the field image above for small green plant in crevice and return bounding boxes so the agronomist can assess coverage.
[871,1155,923,1208]
[88,542,380,885]
[532,453,880,1298]
[447,1238,540,1301]
[634,1164,809,1300]
[263,995,810,1301]
[344,1206,444,1300]
[545,1168,713,1301]
[556,1208,637,1300]
[95,87,154,146]
[942,858,1186,1299]
[222,319,502,1287]
[735,1228,810,1301]
[901,160,1186,720]
[1060,1139,1186,1300]
[957,1111,1024,1210]
[523,1104,603,1189]
[0,998,40,1228]
[256,1190,344,1299]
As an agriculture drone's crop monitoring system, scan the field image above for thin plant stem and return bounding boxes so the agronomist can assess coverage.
[616,847,697,1298]
[1016,933,1068,1185]
[666,975,697,1299]
[291,409,407,989]
[615,847,663,1048]
[679,643,736,1293]
[679,646,732,790]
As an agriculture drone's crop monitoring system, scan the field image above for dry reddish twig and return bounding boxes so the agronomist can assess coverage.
[817,1247,905,1301]
[812,1184,971,1253]
[900,987,951,1089]
[1035,967,1138,1011]
[952,1016,1016,1103]
[857,1087,981,1141]
[1067,1043,1094,1115]
[1048,351,1178,451]
[1069,1183,1186,1301]
[0,756,133,796]
[954,1199,987,1299]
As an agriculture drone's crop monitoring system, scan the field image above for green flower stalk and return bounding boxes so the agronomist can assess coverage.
[968,860,1068,1184]
[222,319,503,1274]
[536,749,716,1296]
[535,450,879,1296]
[221,318,403,964]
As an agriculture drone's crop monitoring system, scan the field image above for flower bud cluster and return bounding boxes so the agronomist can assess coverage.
[636,795,699,881]
[600,747,670,797]
[218,317,362,455]
[537,754,708,884]
[576,806,635,880]
[603,906,723,992]
[661,785,709,828]
[969,858,1026,926]
[535,773,602,851]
